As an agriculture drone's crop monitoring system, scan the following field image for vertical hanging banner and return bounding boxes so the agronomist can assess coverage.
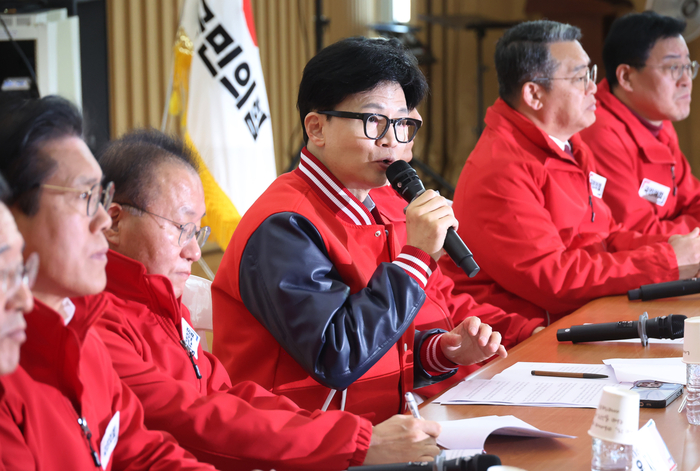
[172,0,276,250]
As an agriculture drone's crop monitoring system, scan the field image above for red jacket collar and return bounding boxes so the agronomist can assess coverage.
[103,249,182,325]
[294,147,376,226]
[487,97,592,172]
[595,79,675,164]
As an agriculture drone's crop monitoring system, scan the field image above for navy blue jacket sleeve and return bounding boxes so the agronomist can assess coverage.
[238,212,430,391]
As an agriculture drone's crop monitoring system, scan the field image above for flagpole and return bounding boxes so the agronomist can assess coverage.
[161,76,174,132]
[161,0,216,281]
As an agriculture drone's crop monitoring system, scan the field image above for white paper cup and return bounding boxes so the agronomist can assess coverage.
[683,317,700,365]
[588,386,640,445]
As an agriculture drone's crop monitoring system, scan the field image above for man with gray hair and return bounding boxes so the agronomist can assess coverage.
[440,20,700,349]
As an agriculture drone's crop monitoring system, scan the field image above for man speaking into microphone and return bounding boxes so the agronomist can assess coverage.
[213,37,514,424]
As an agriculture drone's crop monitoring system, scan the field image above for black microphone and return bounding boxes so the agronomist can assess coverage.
[556,312,686,346]
[386,160,480,278]
[347,453,501,471]
[628,278,700,301]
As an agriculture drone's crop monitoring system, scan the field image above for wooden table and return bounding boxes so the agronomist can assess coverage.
[420,294,700,470]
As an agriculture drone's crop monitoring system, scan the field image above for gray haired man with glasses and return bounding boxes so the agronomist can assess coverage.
[98,129,210,297]
[440,20,700,350]
[580,11,700,236]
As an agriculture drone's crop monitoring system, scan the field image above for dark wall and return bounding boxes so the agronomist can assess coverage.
[75,0,110,152]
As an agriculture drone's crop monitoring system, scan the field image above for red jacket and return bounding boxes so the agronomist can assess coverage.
[580,79,700,235]
[213,149,490,423]
[88,250,373,471]
[0,298,213,471]
[367,186,527,397]
[440,98,678,348]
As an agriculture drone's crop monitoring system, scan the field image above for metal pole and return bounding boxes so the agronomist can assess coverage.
[315,0,324,55]
[475,27,486,137]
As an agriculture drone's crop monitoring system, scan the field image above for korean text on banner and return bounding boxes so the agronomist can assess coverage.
[169,0,276,250]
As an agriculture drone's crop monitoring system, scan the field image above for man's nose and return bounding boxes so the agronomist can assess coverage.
[181,234,202,262]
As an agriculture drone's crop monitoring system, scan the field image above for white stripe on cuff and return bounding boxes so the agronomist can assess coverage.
[427,334,454,373]
[393,260,428,287]
[396,253,432,277]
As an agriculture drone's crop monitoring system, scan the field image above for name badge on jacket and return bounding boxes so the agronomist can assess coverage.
[638,178,670,206]
[589,172,607,199]
[181,318,201,359]
[100,411,120,470]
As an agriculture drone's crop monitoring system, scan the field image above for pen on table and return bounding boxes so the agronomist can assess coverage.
[404,392,422,419]
[678,394,687,413]
[531,370,609,379]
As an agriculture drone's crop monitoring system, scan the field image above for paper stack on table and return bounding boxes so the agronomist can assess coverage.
[436,362,619,408]
[436,377,608,408]
[437,415,575,451]
[491,362,619,384]
[435,360,684,408]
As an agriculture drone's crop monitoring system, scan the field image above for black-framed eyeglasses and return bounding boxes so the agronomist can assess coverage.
[317,111,422,143]
[1,252,39,296]
[632,60,699,81]
[118,203,210,248]
[531,64,598,91]
[41,181,115,217]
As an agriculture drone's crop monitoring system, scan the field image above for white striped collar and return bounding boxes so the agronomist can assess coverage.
[296,148,376,226]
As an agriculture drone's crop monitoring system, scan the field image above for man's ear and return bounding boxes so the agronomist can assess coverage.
[615,64,635,93]
[304,112,326,148]
[103,202,124,247]
[521,82,545,111]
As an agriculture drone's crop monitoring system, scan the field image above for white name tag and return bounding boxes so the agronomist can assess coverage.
[633,419,676,471]
[181,319,200,360]
[589,172,607,199]
[638,178,670,207]
[100,411,120,470]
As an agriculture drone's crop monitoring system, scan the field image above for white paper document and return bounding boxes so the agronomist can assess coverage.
[437,415,575,450]
[436,378,610,408]
[491,362,620,385]
[603,358,685,385]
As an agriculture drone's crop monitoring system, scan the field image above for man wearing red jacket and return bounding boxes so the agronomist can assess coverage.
[89,129,449,470]
[580,11,700,236]
[0,96,215,471]
[212,37,508,423]
[0,175,35,380]
[441,21,700,349]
